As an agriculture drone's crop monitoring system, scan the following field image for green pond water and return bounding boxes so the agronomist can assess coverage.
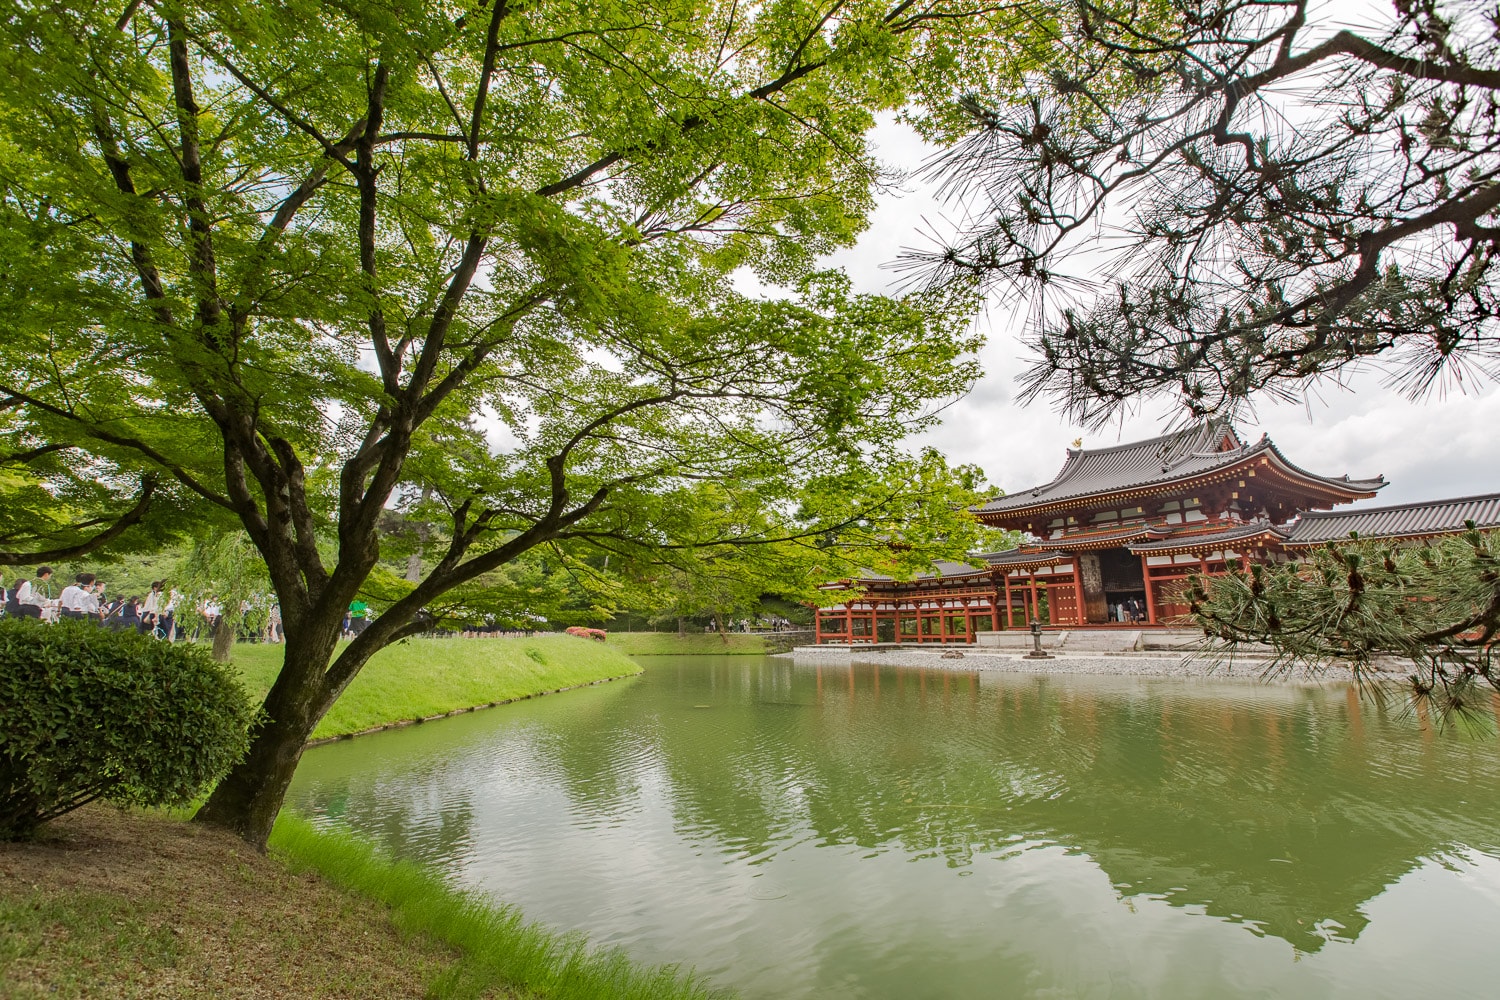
[288,655,1500,998]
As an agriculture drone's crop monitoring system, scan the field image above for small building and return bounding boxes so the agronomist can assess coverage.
[814,421,1500,643]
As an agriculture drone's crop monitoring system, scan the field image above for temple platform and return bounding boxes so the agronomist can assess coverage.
[784,633,1389,682]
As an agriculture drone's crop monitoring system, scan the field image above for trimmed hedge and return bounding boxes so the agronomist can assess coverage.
[0,619,253,840]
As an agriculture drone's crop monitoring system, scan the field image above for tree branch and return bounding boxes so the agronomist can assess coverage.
[0,475,159,565]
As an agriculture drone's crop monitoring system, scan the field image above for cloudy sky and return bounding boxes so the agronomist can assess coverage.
[821,119,1500,510]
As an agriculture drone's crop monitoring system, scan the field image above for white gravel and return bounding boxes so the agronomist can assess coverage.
[785,645,1390,684]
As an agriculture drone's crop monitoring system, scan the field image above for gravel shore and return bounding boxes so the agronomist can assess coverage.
[786,644,1385,684]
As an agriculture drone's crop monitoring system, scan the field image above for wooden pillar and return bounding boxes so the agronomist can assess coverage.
[1029,574,1041,626]
[1141,554,1159,625]
[870,607,878,644]
[1076,553,1107,623]
[990,586,1001,632]
[939,599,949,643]
[1002,574,1014,629]
[815,610,823,644]
[966,598,976,644]
[1072,563,1085,625]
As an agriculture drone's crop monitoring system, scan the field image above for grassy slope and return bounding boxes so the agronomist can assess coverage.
[0,805,724,1000]
[602,632,769,655]
[0,805,492,999]
[233,635,642,740]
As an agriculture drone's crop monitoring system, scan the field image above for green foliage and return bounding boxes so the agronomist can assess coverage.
[0,0,1055,836]
[168,532,274,646]
[1190,527,1500,722]
[0,620,253,840]
[271,813,729,1000]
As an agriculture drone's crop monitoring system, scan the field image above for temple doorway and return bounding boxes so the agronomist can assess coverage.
[1097,548,1148,624]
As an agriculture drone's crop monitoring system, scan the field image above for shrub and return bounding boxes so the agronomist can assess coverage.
[0,619,253,840]
[564,626,607,642]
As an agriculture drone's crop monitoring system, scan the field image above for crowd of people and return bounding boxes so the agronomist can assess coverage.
[0,565,298,643]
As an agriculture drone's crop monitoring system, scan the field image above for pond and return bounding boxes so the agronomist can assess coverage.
[288,655,1500,999]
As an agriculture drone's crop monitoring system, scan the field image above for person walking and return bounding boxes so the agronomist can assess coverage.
[57,574,95,621]
[88,580,106,624]
[162,588,181,641]
[107,596,142,632]
[14,566,53,620]
[140,581,163,635]
[348,598,369,635]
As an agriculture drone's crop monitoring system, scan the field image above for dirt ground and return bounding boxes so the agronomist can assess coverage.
[0,804,493,998]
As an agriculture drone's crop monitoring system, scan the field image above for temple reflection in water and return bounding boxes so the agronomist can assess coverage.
[290,658,1500,958]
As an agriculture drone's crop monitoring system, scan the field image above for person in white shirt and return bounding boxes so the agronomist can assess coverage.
[140,581,164,635]
[163,588,182,640]
[57,574,96,620]
[13,566,53,620]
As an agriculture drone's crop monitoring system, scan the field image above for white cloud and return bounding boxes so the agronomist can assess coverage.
[818,118,1500,505]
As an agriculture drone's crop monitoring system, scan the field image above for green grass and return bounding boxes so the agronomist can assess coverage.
[270,813,729,1000]
[0,806,468,999]
[602,632,772,655]
[0,893,185,996]
[232,635,642,740]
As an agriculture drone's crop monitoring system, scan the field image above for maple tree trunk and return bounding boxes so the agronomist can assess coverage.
[195,622,341,849]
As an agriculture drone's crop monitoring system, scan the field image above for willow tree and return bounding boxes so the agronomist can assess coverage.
[0,1,1043,846]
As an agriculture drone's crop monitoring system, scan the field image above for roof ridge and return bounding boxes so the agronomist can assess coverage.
[1064,420,1230,458]
[1294,490,1500,519]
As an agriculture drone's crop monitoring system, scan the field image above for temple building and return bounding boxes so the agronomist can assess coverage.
[815,421,1500,644]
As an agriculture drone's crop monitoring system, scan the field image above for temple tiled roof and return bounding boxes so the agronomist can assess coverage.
[847,558,988,585]
[1043,523,1173,550]
[1283,492,1500,547]
[845,549,1072,587]
[973,421,1384,517]
[981,548,1070,567]
[1127,519,1287,554]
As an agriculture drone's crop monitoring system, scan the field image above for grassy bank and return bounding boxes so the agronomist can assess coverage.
[233,635,642,741]
[0,804,723,999]
[602,632,772,655]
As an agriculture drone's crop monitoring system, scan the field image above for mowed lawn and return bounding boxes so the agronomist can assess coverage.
[601,632,773,655]
[1,805,723,1000]
[232,634,642,741]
